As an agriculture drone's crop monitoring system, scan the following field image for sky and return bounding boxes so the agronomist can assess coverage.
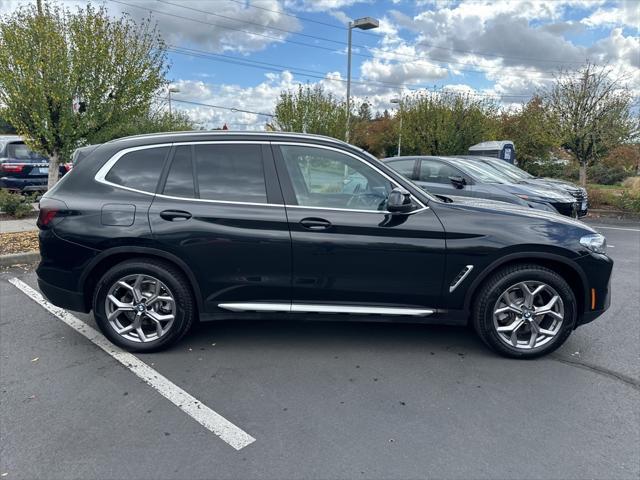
[1,0,639,130]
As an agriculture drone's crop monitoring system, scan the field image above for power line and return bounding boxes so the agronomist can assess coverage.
[158,0,570,74]
[167,45,540,100]
[111,0,564,77]
[157,95,274,117]
[221,0,585,65]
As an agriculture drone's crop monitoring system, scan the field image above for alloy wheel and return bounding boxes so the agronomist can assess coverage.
[105,274,176,343]
[492,281,564,350]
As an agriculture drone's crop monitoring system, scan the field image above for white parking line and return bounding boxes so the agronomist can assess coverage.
[8,277,256,451]
[590,225,640,233]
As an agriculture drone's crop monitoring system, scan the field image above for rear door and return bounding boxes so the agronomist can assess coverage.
[416,158,473,198]
[149,142,291,314]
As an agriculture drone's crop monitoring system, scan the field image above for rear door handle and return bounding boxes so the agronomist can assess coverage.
[160,209,192,221]
[300,217,332,231]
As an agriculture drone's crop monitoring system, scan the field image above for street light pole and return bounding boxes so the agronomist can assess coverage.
[345,17,379,143]
[346,22,353,143]
[168,86,180,122]
[391,97,402,157]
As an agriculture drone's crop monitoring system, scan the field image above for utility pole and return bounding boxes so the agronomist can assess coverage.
[37,0,43,15]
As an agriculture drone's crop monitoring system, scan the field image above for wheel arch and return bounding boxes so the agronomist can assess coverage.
[80,246,203,314]
[464,252,588,321]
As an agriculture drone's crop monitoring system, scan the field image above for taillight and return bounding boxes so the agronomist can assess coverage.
[37,198,69,229]
[1,163,26,173]
[63,163,73,172]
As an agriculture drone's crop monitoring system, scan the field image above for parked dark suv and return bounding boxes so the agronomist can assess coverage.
[0,135,70,193]
[37,132,613,358]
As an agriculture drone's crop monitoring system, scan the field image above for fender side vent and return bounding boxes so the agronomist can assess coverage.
[449,265,474,293]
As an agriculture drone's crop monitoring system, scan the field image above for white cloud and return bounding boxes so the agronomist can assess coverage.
[581,0,640,29]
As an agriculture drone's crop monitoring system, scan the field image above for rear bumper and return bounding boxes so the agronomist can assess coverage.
[37,277,88,312]
[36,228,97,313]
[0,177,47,192]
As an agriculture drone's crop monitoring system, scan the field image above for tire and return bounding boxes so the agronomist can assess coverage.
[472,264,577,359]
[93,258,196,352]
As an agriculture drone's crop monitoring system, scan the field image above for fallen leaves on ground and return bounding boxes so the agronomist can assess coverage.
[0,231,39,255]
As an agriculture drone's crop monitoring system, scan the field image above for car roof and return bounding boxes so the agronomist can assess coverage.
[0,135,23,142]
[382,155,455,162]
[104,130,353,150]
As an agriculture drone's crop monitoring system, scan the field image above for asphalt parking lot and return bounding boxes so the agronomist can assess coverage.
[1,217,638,480]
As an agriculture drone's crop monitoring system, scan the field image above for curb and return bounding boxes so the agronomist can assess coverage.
[0,251,40,267]
[587,209,640,220]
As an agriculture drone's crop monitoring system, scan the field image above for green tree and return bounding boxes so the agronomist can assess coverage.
[87,108,196,144]
[274,85,349,140]
[544,63,638,186]
[400,91,499,156]
[499,95,558,170]
[0,2,168,188]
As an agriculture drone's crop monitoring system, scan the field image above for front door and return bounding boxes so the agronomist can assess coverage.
[149,142,291,314]
[273,143,446,313]
[416,158,473,198]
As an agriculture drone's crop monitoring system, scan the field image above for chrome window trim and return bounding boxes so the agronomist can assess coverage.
[218,302,434,316]
[273,142,428,214]
[94,140,428,214]
[94,143,173,196]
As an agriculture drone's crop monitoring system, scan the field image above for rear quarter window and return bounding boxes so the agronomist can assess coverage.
[105,147,169,193]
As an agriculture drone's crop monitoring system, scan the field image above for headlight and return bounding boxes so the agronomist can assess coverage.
[580,233,607,254]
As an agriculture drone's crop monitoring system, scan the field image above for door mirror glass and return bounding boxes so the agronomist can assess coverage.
[387,187,414,213]
[449,175,466,188]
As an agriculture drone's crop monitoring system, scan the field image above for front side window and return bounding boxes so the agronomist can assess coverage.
[105,147,169,192]
[194,144,267,203]
[279,145,394,211]
[419,160,465,184]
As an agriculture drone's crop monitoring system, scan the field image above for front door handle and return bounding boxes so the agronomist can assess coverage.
[160,209,192,221]
[300,217,332,231]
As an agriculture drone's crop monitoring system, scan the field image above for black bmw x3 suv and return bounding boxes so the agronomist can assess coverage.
[36,132,613,358]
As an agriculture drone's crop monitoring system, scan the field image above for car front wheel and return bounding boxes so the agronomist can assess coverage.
[93,259,195,352]
[473,264,577,358]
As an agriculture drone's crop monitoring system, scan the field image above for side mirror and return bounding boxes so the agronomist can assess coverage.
[449,175,466,189]
[387,187,414,213]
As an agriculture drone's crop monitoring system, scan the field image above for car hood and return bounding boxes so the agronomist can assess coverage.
[491,182,575,202]
[520,177,583,193]
[438,195,594,231]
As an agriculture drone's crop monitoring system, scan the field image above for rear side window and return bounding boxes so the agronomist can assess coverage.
[194,144,267,203]
[386,159,416,179]
[163,146,195,198]
[106,147,169,192]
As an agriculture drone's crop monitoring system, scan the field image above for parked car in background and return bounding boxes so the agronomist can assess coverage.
[36,131,612,359]
[0,135,70,193]
[454,155,588,217]
[384,155,581,217]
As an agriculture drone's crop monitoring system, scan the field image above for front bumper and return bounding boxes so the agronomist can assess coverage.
[550,201,580,218]
[574,252,613,327]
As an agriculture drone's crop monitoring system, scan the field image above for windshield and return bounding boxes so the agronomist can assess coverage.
[451,158,514,184]
[6,142,48,161]
[482,158,534,180]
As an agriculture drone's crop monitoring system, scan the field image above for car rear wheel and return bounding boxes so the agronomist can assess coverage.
[93,259,195,352]
[472,264,576,359]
